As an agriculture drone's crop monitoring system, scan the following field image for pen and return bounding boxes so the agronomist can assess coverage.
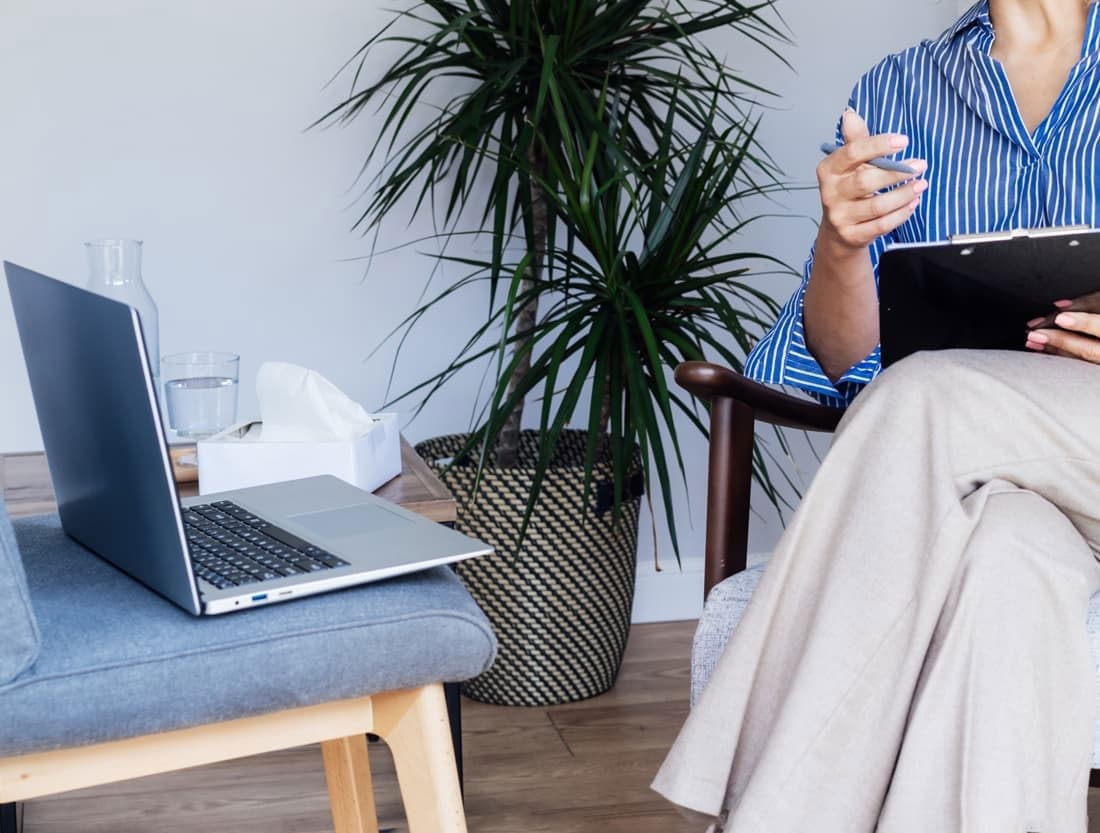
[819,142,917,176]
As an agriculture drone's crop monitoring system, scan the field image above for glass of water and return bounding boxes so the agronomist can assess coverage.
[162,352,240,439]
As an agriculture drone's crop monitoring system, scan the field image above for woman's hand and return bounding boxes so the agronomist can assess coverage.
[1026,292,1100,363]
[815,110,928,252]
[803,110,928,381]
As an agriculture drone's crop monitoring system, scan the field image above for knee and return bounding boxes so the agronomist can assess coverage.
[961,488,1093,597]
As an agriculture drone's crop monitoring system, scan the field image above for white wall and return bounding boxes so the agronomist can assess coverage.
[0,0,961,621]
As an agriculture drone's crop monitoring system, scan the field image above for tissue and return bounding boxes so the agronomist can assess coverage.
[253,362,376,442]
[196,362,402,496]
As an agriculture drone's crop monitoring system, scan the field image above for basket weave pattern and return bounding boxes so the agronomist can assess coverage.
[416,430,642,706]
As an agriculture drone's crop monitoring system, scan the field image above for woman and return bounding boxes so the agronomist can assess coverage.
[653,0,1100,831]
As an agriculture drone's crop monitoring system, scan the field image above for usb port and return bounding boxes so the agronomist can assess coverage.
[251,593,268,602]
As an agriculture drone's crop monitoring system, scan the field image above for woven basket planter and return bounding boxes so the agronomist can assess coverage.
[415,430,643,707]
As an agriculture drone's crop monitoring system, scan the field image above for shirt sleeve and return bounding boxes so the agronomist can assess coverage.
[743,239,886,407]
[743,58,905,408]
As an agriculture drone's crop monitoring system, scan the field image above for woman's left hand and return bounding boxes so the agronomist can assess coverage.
[1026,293,1100,363]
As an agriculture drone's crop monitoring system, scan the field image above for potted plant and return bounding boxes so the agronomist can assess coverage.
[319,0,788,706]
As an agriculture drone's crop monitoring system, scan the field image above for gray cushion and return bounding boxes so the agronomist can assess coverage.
[0,497,39,686]
[0,514,496,756]
[692,564,1100,768]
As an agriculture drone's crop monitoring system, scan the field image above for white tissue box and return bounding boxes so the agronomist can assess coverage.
[196,413,402,496]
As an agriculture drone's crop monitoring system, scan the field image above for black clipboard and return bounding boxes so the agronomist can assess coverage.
[878,225,1100,367]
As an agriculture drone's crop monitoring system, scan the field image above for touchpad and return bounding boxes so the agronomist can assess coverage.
[289,504,411,538]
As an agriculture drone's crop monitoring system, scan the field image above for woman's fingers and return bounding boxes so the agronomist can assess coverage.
[1052,311,1100,337]
[816,109,929,252]
[822,179,927,247]
[846,179,928,223]
[835,160,927,201]
[1026,313,1100,364]
[842,197,924,246]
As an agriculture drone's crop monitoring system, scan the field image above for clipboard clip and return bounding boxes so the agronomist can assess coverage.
[949,224,1091,245]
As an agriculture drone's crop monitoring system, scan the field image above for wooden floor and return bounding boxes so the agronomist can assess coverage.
[19,621,711,833]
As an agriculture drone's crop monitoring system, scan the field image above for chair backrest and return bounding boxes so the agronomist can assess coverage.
[0,496,40,684]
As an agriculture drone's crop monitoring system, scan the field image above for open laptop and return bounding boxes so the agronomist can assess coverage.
[5,261,492,615]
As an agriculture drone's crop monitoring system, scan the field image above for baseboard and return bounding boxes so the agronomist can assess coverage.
[630,551,771,624]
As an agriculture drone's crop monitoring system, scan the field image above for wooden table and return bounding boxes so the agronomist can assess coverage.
[4,438,456,523]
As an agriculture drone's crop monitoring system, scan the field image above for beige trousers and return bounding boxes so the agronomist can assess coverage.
[653,350,1100,833]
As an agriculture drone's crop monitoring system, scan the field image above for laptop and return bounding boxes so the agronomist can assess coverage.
[878,225,1100,367]
[5,261,492,615]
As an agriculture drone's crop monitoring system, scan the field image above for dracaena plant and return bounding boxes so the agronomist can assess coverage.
[318,0,794,557]
[379,100,792,557]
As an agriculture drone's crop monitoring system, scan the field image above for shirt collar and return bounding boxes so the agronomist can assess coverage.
[943,0,992,43]
[944,0,1100,58]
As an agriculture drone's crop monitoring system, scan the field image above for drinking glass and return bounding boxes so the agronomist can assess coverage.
[162,352,240,439]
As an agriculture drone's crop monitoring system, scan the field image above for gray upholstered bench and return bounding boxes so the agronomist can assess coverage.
[0,502,497,832]
[692,563,1100,768]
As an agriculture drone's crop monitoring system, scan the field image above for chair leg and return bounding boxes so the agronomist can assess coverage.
[321,735,380,833]
[373,685,467,833]
[0,802,20,833]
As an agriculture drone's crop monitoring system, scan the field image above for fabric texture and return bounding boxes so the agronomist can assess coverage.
[694,564,1100,770]
[742,0,1100,406]
[654,349,1100,833]
[0,513,497,757]
[0,495,39,685]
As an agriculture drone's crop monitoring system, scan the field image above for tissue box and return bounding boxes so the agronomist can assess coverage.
[196,413,402,496]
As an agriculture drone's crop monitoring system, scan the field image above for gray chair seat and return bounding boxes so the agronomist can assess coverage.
[0,513,497,757]
[692,564,1100,768]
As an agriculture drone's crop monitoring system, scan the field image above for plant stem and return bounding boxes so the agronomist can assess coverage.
[597,367,612,459]
[496,144,547,468]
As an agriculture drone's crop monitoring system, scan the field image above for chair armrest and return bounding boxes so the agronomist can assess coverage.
[674,361,844,432]
[676,361,844,597]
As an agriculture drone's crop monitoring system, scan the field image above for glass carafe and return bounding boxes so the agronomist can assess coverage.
[85,239,160,380]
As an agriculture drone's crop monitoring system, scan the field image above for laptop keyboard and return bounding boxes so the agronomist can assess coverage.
[182,500,351,590]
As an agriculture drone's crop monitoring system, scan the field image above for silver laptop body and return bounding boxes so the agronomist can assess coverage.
[5,261,491,615]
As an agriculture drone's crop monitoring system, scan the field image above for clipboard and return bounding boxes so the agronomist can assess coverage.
[878,225,1100,367]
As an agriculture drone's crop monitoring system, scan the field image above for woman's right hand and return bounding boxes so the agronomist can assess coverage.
[816,110,927,252]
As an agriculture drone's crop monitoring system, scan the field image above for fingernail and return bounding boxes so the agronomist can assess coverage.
[908,197,921,210]
[1026,316,1045,328]
[909,159,928,173]
[1056,313,1076,327]
[1028,331,1049,344]
[1054,299,1074,308]
[1024,341,1045,351]
[913,180,929,194]
[890,134,909,149]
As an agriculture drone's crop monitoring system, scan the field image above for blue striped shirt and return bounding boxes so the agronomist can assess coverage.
[743,0,1100,406]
